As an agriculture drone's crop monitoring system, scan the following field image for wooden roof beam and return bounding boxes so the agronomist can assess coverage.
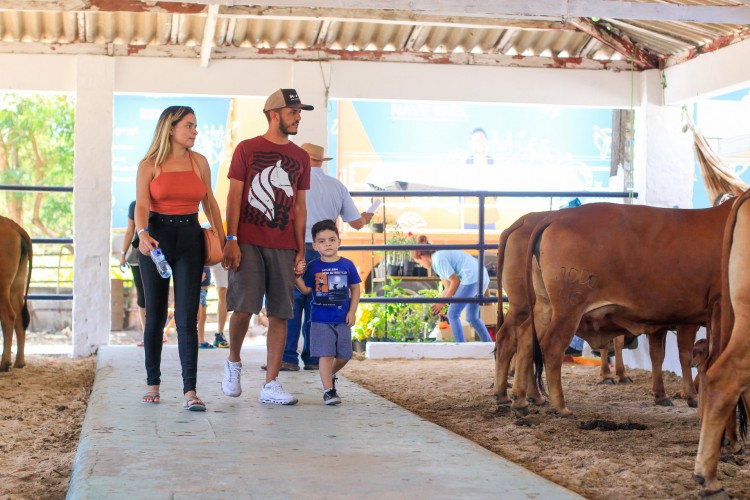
[199,3,218,67]
[568,18,660,70]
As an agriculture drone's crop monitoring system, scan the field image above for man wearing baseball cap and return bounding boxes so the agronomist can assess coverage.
[280,142,374,375]
[221,88,314,405]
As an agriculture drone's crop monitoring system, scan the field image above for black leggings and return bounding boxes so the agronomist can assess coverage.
[139,212,204,394]
[130,264,145,308]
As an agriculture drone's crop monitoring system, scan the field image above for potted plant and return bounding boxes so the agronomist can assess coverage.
[385,227,418,277]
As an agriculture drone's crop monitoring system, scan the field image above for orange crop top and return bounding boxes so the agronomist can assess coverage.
[149,154,206,215]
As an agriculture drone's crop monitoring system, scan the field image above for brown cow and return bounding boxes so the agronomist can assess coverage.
[0,216,33,371]
[693,190,750,497]
[494,210,700,411]
[526,202,729,417]
[494,211,632,408]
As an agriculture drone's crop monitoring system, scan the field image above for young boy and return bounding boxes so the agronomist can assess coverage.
[295,219,361,405]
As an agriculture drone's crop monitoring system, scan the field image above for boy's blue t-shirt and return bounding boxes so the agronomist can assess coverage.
[302,256,362,324]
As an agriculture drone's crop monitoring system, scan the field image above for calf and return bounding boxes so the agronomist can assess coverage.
[0,216,33,371]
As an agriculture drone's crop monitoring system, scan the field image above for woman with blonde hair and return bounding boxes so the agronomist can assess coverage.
[135,105,225,411]
[412,235,493,343]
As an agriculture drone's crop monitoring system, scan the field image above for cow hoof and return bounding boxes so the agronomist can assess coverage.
[528,396,547,406]
[512,405,530,418]
[692,474,705,485]
[687,398,699,409]
[599,378,616,385]
[618,377,633,384]
[546,407,573,418]
[494,395,512,406]
[700,488,729,499]
[655,398,674,407]
[13,361,25,369]
[0,362,10,372]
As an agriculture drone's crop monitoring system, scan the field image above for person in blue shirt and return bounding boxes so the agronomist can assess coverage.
[412,235,493,343]
[295,219,361,405]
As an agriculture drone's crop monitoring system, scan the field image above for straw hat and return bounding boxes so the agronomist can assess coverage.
[301,143,333,162]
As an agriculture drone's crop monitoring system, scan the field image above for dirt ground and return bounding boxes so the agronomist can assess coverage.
[6,347,750,499]
[0,355,95,500]
[343,358,750,500]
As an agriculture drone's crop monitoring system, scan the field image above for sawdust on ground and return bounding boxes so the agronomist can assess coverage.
[342,358,750,500]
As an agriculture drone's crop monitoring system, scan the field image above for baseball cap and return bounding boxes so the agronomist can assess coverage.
[301,143,333,162]
[263,89,314,112]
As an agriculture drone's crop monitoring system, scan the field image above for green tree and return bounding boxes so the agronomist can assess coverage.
[0,93,75,238]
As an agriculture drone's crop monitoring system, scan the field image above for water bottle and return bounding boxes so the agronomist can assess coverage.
[150,248,172,279]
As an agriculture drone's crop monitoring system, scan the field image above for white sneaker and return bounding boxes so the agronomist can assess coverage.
[259,379,298,405]
[222,359,242,397]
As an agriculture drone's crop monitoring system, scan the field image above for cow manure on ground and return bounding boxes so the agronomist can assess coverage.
[578,419,647,431]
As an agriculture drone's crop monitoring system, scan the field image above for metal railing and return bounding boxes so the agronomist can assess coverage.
[0,184,74,301]
[345,189,638,306]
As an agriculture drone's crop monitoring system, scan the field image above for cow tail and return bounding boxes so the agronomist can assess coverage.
[738,394,748,441]
[532,328,546,397]
[20,228,33,330]
[526,219,553,398]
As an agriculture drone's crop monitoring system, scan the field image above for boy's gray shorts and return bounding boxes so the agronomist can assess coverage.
[310,322,353,360]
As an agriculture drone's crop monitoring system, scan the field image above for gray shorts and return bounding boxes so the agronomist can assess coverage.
[210,263,228,288]
[226,244,296,319]
[310,322,353,360]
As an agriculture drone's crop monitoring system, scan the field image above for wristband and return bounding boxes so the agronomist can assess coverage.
[226,235,238,241]
[137,228,149,236]
[121,251,126,255]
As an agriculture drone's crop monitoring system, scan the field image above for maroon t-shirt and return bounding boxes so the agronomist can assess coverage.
[228,136,310,250]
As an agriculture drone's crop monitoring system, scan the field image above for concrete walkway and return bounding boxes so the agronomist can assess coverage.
[67,346,580,499]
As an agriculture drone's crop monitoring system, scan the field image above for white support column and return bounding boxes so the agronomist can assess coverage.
[72,56,114,356]
[292,61,331,151]
[635,69,695,208]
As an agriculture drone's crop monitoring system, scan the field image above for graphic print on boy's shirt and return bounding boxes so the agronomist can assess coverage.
[313,272,349,303]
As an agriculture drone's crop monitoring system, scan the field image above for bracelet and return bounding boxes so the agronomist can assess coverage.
[226,235,238,241]
[121,251,126,255]
[137,228,149,236]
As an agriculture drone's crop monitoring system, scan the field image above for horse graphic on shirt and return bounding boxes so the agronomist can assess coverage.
[249,161,294,221]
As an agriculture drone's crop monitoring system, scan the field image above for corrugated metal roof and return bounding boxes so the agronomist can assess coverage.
[0,1,748,70]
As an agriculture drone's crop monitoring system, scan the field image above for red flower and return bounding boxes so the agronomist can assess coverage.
[408,231,413,236]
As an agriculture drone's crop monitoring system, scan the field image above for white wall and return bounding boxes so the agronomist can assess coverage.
[664,38,750,105]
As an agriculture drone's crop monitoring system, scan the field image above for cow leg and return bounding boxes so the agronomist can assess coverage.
[694,351,750,496]
[598,346,615,385]
[13,311,25,369]
[510,318,534,415]
[539,316,579,417]
[613,335,632,383]
[494,317,518,405]
[648,330,672,406]
[0,291,15,372]
[674,325,699,408]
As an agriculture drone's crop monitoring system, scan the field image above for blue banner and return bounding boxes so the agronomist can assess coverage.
[112,95,231,228]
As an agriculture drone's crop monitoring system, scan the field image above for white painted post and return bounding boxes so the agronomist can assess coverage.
[636,69,695,208]
[72,56,114,356]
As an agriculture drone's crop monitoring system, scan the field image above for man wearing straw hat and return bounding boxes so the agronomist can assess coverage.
[275,143,373,372]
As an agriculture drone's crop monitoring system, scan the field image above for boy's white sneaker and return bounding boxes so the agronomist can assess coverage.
[222,359,242,397]
[259,379,298,405]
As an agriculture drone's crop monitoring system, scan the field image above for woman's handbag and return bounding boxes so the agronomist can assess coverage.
[203,227,222,266]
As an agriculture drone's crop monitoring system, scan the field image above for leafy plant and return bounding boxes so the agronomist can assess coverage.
[353,282,441,342]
